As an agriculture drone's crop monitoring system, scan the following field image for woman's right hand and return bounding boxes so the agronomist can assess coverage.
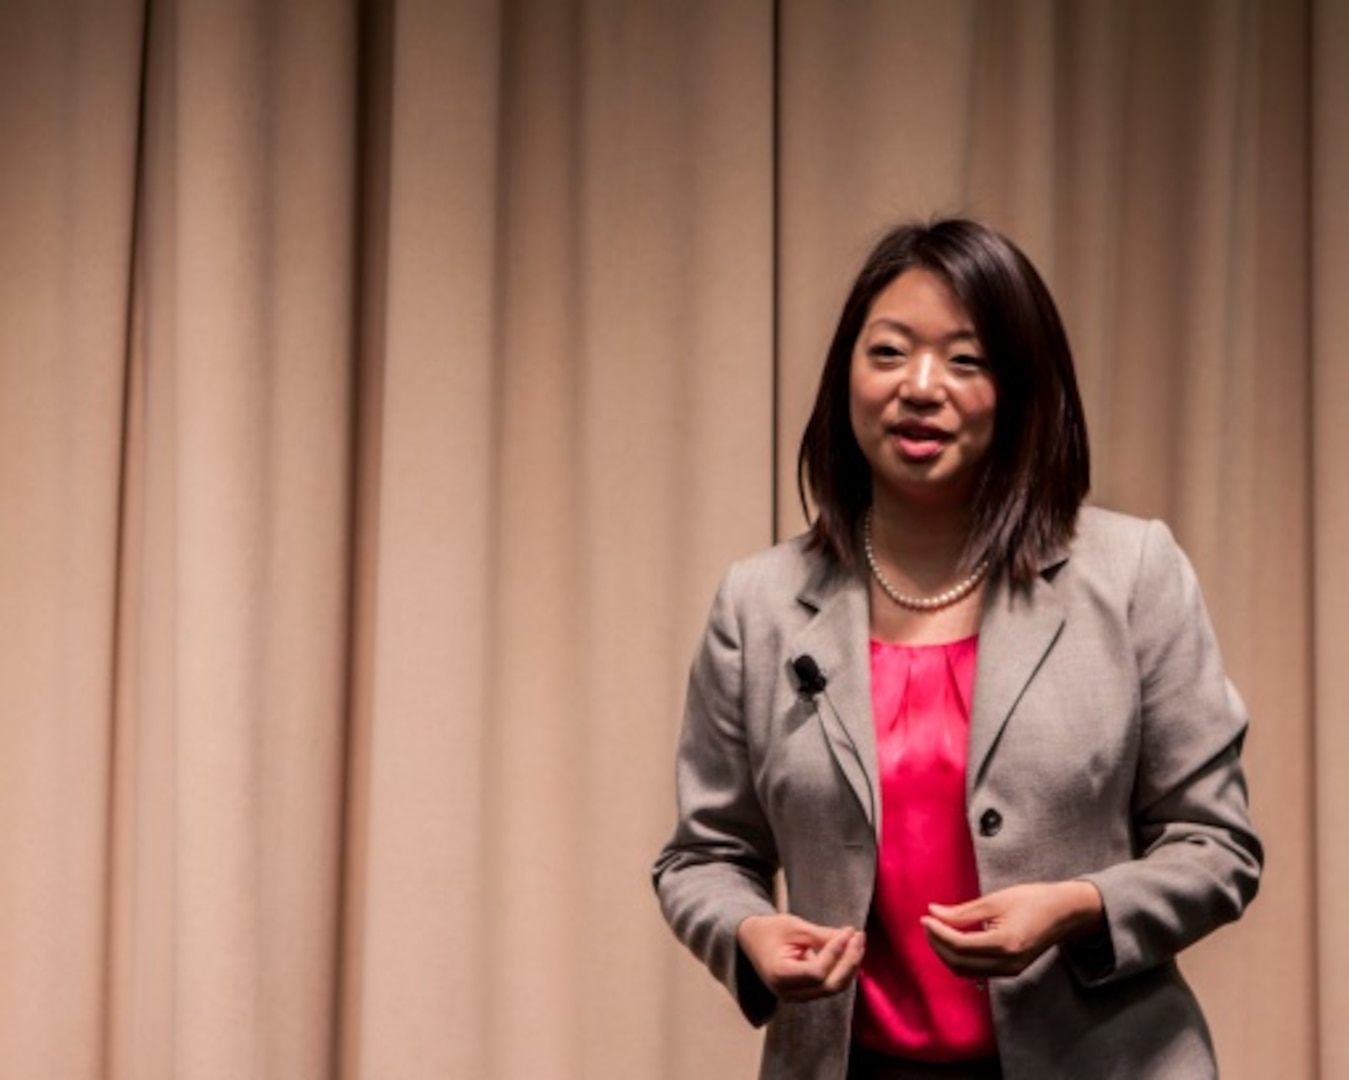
[736,914,866,1002]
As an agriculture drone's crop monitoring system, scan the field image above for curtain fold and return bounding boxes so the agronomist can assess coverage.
[109,2,362,1076]
[1312,3,1349,1077]
[0,1,1342,1077]
[342,2,775,1077]
[0,1,146,1075]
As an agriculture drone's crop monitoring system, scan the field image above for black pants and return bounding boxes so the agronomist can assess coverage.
[846,1043,1003,1080]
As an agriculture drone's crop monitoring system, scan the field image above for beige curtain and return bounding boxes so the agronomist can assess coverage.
[0,1,1341,1077]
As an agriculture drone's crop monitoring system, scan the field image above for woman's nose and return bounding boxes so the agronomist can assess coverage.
[900,352,944,403]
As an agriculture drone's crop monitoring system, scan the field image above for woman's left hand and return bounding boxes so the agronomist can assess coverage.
[920,881,1104,978]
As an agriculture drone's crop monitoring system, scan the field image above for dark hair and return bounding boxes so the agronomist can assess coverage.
[797,217,1090,587]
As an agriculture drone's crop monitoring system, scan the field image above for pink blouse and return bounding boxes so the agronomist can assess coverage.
[852,635,997,1061]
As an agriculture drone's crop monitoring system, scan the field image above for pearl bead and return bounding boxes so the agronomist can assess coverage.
[863,510,989,612]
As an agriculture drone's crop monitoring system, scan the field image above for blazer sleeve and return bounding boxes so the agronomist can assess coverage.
[1067,519,1264,985]
[651,563,781,1026]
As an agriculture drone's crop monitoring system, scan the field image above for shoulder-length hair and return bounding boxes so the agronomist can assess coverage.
[797,217,1090,587]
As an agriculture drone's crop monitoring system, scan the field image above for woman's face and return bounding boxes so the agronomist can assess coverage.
[849,268,997,510]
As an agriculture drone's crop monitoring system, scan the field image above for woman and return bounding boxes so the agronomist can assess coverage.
[652,219,1262,1080]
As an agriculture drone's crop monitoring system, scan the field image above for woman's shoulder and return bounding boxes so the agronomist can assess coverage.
[1071,505,1177,556]
[1067,505,1193,589]
[708,532,861,620]
[721,532,833,593]
[704,534,854,642]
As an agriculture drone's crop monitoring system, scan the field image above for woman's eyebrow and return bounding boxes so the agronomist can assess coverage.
[864,317,980,345]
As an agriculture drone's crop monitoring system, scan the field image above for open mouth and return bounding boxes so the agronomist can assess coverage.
[890,421,951,460]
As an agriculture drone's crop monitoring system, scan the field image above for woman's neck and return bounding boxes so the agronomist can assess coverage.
[865,492,986,645]
[867,491,972,583]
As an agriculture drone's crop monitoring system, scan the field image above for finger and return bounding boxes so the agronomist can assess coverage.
[773,928,852,989]
[823,929,865,978]
[805,927,856,977]
[777,929,861,997]
[928,898,996,928]
[921,916,997,949]
[921,917,1010,961]
[923,930,1007,977]
[822,930,867,992]
[924,929,982,975]
[922,922,970,970]
[923,918,1040,979]
[773,958,833,995]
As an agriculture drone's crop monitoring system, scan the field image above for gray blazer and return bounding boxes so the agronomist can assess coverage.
[653,507,1262,1080]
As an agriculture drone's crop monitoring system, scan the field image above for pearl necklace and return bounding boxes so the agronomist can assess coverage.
[863,511,989,612]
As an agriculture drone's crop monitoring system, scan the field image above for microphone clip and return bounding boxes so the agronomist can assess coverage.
[791,655,828,700]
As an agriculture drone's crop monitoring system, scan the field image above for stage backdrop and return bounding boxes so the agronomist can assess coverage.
[0,1,1344,1078]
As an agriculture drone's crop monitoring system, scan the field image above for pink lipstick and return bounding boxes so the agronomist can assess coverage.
[891,420,950,461]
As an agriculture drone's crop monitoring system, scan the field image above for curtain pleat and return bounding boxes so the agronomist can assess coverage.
[343,2,774,1077]
[1312,3,1349,1078]
[108,2,361,1076]
[0,1,1342,1077]
[0,1,146,1076]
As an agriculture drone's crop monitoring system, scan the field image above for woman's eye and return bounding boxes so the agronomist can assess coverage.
[868,343,904,361]
[950,353,986,371]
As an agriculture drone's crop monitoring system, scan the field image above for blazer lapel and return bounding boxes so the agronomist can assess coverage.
[967,560,1067,790]
[789,566,879,833]
[782,544,1071,825]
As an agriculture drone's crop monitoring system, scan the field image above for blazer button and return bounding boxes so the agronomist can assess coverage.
[978,808,1003,837]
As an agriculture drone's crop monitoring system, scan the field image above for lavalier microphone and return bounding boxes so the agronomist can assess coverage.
[791,655,828,699]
